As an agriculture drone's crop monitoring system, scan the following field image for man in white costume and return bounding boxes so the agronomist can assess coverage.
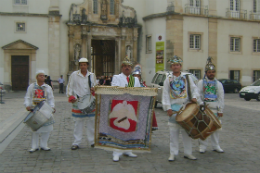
[162,56,199,161]
[198,57,224,153]
[24,70,55,153]
[111,57,140,162]
[67,57,97,150]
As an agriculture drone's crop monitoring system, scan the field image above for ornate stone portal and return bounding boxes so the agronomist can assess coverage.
[67,0,140,76]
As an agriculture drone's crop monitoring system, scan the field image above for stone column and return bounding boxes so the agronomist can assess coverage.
[133,28,138,63]
[120,28,126,63]
[68,26,75,72]
[48,15,61,81]
[81,35,87,58]
[115,36,121,74]
[208,18,218,75]
[87,33,92,71]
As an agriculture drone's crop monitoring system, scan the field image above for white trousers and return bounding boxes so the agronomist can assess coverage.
[169,124,192,156]
[31,132,50,149]
[199,130,220,150]
[72,117,95,146]
[113,149,133,157]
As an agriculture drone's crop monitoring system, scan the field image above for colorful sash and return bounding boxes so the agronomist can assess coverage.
[203,78,218,102]
[128,75,135,87]
[169,75,187,99]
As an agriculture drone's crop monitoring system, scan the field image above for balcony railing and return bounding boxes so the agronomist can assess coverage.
[226,8,247,20]
[184,4,208,16]
[250,11,260,20]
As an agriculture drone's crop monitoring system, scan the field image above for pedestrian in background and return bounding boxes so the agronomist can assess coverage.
[58,75,65,93]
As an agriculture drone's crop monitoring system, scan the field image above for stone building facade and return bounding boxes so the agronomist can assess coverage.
[1,0,260,91]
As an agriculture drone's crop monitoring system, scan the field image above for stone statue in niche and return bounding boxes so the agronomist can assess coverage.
[101,0,107,20]
[126,46,132,59]
[81,8,87,23]
[74,44,81,64]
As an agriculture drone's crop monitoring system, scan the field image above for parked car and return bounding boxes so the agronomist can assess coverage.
[218,79,242,93]
[0,82,6,95]
[239,79,260,101]
[150,71,199,108]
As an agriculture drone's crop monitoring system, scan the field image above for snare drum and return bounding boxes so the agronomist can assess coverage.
[175,103,214,140]
[77,94,95,114]
[24,101,53,131]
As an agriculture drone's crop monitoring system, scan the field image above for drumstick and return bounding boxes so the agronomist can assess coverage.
[118,116,127,123]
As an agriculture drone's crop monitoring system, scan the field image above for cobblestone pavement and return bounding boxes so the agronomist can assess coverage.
[0,93,260,173]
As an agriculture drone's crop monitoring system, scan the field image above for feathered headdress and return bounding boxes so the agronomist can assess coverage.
[205,57,216,72]
[121,55,133,66]
[167,55,183,65]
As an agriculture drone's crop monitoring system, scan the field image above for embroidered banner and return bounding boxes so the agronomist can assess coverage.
[94,86,157,152]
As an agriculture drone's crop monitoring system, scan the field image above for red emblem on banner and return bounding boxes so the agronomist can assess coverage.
[34,89,44,98]
[109,100,138,132]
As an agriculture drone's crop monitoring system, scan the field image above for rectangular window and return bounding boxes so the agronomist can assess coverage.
[230,37,240,52]
[190,34,201,49]
[14,0,27,5]
[253,39,260,52]
[146,35,152,53]
[189,69,201,79]
[230,70,240,82]
[110,0,115,15]
[93,0,98,14]
[253,70,260,81]
[230,0,240,11]
[254,0,257,12]
[16,23,25,32]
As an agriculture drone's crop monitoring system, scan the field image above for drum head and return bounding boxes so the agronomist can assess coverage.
[176,103,198,121]
[78,94,94,109]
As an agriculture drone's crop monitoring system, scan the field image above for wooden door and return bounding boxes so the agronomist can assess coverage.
[11,56,29,91]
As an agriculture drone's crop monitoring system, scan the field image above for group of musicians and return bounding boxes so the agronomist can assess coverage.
[24,55,224,162]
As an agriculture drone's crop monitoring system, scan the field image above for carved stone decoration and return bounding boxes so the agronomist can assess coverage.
[101,0,108,21]
[74,44,81,65]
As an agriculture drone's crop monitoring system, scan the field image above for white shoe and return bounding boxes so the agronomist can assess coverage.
[29,148,39,153]
[184,154,197,160]
[199,148,206,153]
[213,147,224,153]
[124,152,137,158]
[41,147,51,151]
[113,155,120,162]
[168,154,174,161]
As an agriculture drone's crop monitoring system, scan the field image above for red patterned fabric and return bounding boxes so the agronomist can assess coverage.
[127,76,129,83]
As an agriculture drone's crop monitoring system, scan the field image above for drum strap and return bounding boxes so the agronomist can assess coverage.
[186,74,192,101]
[88,75,91,89]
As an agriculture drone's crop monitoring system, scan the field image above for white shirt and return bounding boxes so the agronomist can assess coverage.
[58,78,65,84]
[162,72,200,111]
[24,83,55,108]
[111,73,141,87]
[66,70,97,98]
[197,78,224,113]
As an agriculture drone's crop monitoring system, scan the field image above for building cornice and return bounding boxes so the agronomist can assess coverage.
[143,12,260,23]
[0,12,61,17]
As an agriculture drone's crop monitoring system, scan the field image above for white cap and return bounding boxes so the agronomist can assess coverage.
[79,57,88,63]
[36,70,45,78]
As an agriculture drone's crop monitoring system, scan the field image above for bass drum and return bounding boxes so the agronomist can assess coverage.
[176,103,220,140]
[24,101,53,131]
[77,94,96,114]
